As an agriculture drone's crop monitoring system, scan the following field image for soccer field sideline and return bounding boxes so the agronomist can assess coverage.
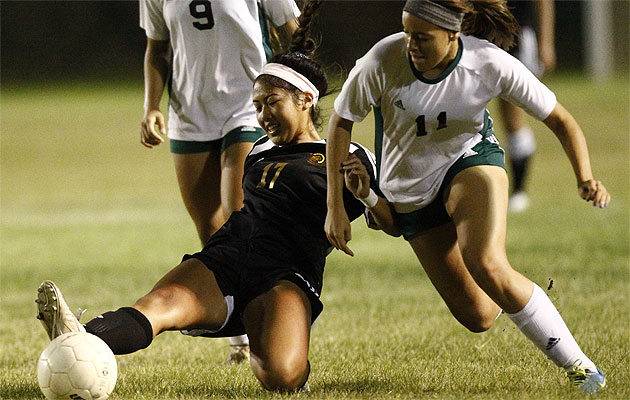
[1,73,628,399]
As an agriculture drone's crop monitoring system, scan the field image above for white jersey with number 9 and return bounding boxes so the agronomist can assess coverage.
[140,0,300,142]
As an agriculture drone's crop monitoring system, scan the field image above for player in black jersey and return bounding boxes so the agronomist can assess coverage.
[35,1,397,392]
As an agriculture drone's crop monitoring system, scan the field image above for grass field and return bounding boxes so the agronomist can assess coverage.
[1,73,628,399]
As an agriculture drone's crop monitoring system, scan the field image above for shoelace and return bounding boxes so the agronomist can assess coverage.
[566,365,589,385]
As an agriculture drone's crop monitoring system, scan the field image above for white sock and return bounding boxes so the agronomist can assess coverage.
[508,127,536,161]
[506,284,596,370]
[229,334,249,346]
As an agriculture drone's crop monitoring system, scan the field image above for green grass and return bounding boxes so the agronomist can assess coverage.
[1,73,628,399]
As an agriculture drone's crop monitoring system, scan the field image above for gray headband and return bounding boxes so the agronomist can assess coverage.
[403,0,464,31]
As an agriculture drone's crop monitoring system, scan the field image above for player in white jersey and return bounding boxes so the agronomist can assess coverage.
[326,0,610,394]
[139,0,300,364]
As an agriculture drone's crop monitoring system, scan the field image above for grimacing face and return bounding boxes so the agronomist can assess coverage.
[402,11,459,76]
[252,79,314,145]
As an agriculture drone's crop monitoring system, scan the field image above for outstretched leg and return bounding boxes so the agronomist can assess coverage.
[83,259,229,355]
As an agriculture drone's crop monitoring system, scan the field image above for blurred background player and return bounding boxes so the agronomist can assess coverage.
[138,0,300,364]
[501,0,556,212]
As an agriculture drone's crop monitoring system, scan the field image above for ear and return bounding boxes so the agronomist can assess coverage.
[302,92,315,110]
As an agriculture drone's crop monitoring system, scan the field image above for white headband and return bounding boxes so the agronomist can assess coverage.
[260,63,320,105]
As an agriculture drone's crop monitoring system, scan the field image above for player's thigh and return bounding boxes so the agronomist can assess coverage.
[134,258,228,334]
[173,150,222,212]
[220,142,255,215]
[242,280,311,382]
[444,165,509,267]
[444,165,534,311]
[408,223,499,332]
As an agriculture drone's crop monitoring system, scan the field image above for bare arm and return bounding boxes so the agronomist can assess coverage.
[533,0,556,72]
[543,102,610,207]
[342,155,400,237]
[140,38,171,148]
[325,112,355,255]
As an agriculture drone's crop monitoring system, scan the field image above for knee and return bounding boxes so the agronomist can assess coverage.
[456,308,500,333]
[135,286,177,311]
[254,356,308,392]
[462,250,510,289]
[134,285,224,331]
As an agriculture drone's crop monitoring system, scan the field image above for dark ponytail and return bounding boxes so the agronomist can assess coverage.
[437,0,519,50]
[288,0,322,56]
[257,0,328,129]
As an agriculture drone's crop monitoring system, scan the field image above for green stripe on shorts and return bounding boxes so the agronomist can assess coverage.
[395,135,506,240]
[170,126,265,154]
[221,126,265,153]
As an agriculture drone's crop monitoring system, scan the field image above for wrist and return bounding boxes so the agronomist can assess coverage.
[355,188,378,208]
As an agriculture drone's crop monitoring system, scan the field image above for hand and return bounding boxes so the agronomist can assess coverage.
[342,155,370,199]
[140,109,166,148]
[324,207,354,256]
[578,179,611,208]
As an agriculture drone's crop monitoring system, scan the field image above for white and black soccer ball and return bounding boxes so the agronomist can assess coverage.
[37,332,117,400]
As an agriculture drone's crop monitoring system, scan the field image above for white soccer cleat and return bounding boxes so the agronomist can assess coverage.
[508,191,530,213]
[36,280,85,340]
[566,363,607,394]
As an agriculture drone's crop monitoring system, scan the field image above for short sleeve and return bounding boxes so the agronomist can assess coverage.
[139,0,169,41]
[334,53,384,123]
[260,0,300,27]
[497,52,557,120]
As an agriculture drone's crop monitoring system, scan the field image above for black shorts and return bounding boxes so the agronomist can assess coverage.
[180,213,324,338]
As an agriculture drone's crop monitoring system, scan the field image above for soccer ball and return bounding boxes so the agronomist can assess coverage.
[37,332,117,400]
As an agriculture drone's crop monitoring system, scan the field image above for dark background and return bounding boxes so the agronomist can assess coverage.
[1,1,628,83]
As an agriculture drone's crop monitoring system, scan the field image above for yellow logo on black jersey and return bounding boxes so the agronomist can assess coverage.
[307,153,325,165]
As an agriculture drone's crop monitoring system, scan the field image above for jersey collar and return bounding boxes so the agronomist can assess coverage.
[408,37,463,84]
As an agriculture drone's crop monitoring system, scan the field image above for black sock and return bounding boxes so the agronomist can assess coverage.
[85,307,153,355]
[510,155,531,193]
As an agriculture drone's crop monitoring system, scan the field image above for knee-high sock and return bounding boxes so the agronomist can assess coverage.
[85,307,153,355]
[507,284,596,369]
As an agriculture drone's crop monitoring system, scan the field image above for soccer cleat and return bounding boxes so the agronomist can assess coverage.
[566,363,607,394]
[36,280,85,340]
[226,344,250,365]
[508,191,530,213]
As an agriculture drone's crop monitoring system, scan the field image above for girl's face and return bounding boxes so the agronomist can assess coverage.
[402,11,460,77]
[253,80,316,146]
